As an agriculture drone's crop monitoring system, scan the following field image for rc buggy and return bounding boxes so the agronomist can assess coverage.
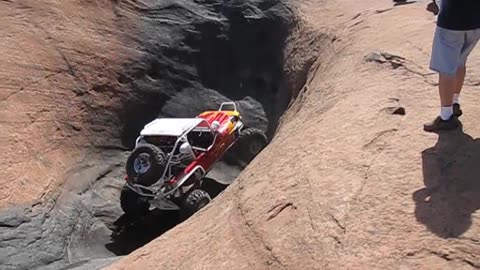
[120,102,267,219]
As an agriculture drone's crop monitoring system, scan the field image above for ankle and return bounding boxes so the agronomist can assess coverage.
[440,106,453,120]
[453,93,460,104]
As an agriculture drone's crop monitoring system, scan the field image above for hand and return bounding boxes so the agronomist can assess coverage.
[426,1,439,15]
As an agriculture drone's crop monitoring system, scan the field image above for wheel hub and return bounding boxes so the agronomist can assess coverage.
[133,153,151,174]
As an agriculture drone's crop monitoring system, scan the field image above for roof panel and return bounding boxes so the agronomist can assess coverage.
[140,118,207,136]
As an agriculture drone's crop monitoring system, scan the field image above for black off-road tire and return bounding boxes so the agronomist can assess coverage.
[180,189,211,219]
[236,127,268,163]
[126,143,166,186]
[120,185,150,218]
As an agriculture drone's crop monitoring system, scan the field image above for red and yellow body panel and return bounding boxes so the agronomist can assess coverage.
[197,110,241,135]
[167,110,242,185]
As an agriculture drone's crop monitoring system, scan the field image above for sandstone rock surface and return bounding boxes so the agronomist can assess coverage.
[107,0,480,269]
[2,0,480,269]
[0,0,297,269]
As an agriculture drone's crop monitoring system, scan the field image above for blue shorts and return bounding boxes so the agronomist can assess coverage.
[430,26,480,76]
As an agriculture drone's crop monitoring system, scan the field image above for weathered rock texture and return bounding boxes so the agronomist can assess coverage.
[0,0,300,269]
[0,0,295,208]
[107,0,480,269]
[3,0,480,269]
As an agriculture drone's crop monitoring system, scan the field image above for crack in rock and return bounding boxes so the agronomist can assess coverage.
[328,213,346,233]
[266,201,295,221]
[235,192,287,270]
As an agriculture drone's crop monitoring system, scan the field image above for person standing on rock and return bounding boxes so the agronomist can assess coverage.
[424,0,480,132]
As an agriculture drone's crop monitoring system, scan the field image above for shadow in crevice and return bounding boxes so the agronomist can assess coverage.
[413,127,480,238]
[185,10,292,141]
[120,92,171,149]
[105,178,228,255]
[105,210,181,256]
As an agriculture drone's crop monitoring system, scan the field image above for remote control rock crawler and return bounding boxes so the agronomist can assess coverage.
[121,102,268,219]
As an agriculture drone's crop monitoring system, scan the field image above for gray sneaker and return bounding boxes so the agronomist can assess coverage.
[423,116,459,132]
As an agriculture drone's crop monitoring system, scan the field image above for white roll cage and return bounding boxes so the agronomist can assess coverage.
[127,102,239,198]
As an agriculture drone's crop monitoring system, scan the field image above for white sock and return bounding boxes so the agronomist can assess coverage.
[453,93,460,105]
[440,106,453,120]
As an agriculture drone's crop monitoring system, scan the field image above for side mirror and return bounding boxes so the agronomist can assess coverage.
[211,121,220,133]
[179,142,192,154]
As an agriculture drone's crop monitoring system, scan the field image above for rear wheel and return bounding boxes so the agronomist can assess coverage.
[126,143,166,186]
[180,189,211,219]
[120,185,150,218]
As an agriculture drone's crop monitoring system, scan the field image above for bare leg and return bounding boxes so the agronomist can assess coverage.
[424,72,460,132]
[439,73,456,107]
[455,65,466,95]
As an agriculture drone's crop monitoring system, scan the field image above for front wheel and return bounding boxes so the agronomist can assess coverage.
[120,185,150,218]
[235,127,268,163]
[180,189,211,219]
